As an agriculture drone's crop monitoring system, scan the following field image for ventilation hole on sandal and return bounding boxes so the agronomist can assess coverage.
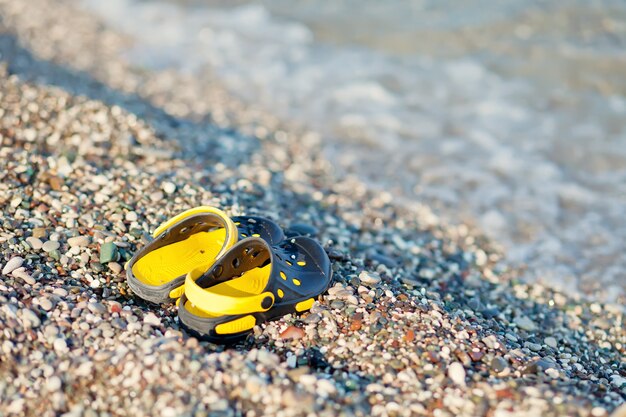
[232,258,240,269]
[243,248,250,255]
[200,250,205,254]
[286,260,292,266]
[297,261,306,266]
[235,222,241,226]
[280,271,287,280]
[252,233,260,237]
[251,251,260,258]
[292,278,301,286]
[241,233,247,237]
[248,218,257,223]
[180,227,189,234]
[277,289,284,298]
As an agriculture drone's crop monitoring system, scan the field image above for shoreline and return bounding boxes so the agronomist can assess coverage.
[0,0,624,416]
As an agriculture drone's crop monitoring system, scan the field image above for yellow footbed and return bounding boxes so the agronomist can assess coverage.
[184,264,272,318]
[132,228,227,286]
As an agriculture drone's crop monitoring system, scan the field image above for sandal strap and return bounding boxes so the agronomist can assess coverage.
[184,269,275,315]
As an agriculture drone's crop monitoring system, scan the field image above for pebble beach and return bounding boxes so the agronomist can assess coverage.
[0,0,624,416]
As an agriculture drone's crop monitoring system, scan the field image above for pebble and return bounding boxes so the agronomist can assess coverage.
[42,240,60,253]
[39,298,54,311]
[359,270,381,286]
[125,211,138,222]
[53,338,68,354]
[526,342,542,352]
[26,236,43,250]
[99,242,119,264]
[68,236,91,247]
[2,256,24,275]
[491,357,508,373]
[544,336,558,348]
[515,316,537,332]
[143,312,161,326]
[448,362,466,386]
[482,335,499,349]
[87,302,107,315]
[245,376,264,395]
[279,326,305,340]
[286,355,297,368]
[108,262,122,274]
[304,313,322,324]
[289,223,319,237]
[150,191,164,202]
[46,376,62,391]
[162,181,176,194]
[367,253,398,268]
[21,308,41,328]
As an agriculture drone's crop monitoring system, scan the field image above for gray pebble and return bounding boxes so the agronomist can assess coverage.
[515,316,537,332]
[87,302,107,315]
[544,337,558,349]
[491,357,508,373]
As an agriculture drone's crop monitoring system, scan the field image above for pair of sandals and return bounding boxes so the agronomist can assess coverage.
[125,206,332,343]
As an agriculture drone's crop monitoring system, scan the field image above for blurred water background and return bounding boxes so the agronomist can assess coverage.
[83,0,626,302]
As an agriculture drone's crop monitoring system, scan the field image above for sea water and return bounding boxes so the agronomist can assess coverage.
[83,0,626,303]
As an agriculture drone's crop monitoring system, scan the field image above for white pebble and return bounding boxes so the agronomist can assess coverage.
[26,237,43,250]
[67,236,90,248]
[46,376,62,391]
[448,362,466,386]
[2,256,24,275]
[143,312,161,327]
[53,338,68,353]
[162,181,176,194]
[42,241,60,252]
[359,270,381,285]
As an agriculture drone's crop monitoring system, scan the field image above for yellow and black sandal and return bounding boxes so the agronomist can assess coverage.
[125,207,284,304]
[177,236,332,343]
